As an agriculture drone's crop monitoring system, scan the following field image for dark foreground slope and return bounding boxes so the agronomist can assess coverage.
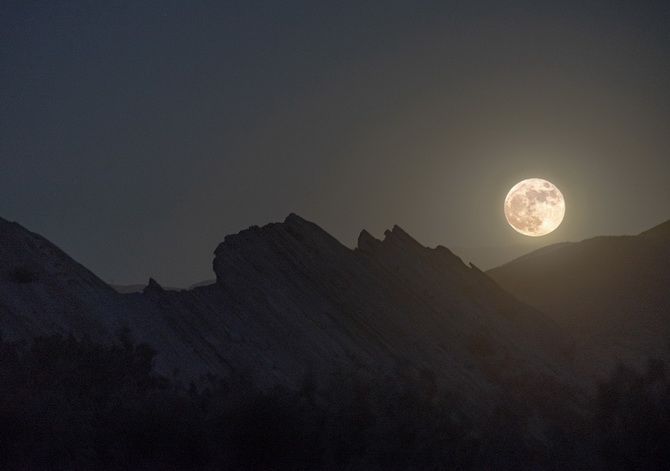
[0,333,599,471]
[488,219,670,379]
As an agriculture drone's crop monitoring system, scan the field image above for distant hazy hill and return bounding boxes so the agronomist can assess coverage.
[488,219,670,378]
[451,243,549,271]
[0,214,574,420]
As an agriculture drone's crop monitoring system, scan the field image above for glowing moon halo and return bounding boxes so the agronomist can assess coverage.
[504,178,565,237]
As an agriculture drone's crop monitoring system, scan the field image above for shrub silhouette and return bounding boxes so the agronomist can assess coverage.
[7,266,38,283]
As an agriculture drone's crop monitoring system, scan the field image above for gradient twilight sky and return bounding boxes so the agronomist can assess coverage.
[2,1,669,286]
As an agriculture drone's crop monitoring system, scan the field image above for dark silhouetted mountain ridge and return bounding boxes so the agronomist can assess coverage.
[0,213,576,419]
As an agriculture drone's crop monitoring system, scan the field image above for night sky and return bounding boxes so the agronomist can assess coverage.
[2,1,669,286]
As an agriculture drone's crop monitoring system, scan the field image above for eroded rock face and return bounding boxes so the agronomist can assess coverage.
[208,214,573,407]
[0,213,576,417]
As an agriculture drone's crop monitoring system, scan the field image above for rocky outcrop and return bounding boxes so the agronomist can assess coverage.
[208,214,575,409]
[0,213,578,418]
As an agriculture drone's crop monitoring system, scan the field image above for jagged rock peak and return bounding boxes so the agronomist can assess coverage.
[143,278,164,294]
[358,225,466,269]
[212,214,350,283]
[284,212,309,225]
[382,225,423,250]
[357,229,382,253]
[216,213,335,252]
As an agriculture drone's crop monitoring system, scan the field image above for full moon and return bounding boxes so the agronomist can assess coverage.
[504,178,565,237]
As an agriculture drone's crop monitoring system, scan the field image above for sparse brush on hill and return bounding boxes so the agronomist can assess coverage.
[0,330,595,470]
[0,331,477,470]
